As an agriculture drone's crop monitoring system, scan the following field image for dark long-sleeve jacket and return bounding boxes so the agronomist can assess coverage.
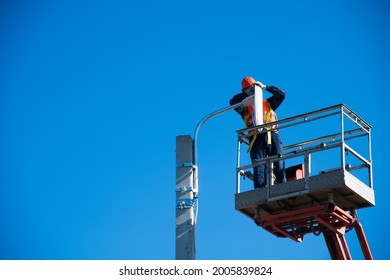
[229,86,286,120]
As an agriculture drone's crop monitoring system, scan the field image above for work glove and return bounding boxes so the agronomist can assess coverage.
[254,81,267,90]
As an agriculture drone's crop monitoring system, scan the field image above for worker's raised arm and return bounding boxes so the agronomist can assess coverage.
[265,86,286,111]
[229,92,246,106]
[229,92,247,116]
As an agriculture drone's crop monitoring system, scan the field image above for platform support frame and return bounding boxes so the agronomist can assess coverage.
[254,202,373,260]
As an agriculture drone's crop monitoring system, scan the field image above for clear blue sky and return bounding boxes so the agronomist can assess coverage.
[1,0,389,260]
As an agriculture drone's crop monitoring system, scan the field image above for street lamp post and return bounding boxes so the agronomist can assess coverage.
[176,102,243,259]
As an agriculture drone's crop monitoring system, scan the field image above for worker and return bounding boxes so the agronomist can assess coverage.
[230,77,287,189]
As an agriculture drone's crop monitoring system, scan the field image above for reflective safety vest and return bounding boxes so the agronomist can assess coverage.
[243,100,278,152]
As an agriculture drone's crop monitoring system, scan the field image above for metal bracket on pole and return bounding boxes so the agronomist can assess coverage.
[176,198,195,209]
[176,186,194,192]
[176,162,194,168]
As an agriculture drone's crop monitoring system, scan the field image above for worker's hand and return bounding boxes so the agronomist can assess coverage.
[254,81,267,90]
[242,95,254,106]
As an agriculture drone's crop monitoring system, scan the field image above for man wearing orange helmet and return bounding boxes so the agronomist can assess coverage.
[230,77,287,189]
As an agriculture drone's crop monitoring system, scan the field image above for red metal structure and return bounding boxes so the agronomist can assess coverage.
[254,202,372,260]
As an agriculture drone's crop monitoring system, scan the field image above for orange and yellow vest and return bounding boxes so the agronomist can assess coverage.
[243,100,277,152]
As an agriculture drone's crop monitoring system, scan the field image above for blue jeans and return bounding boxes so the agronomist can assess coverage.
[250,132,286,189]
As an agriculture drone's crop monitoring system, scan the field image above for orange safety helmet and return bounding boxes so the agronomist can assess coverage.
[241,77,255,90]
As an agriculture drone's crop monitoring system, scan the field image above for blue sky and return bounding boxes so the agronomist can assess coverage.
[1,0,389,260]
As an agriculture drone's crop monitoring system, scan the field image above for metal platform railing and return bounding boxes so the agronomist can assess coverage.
[236,104,373,198]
